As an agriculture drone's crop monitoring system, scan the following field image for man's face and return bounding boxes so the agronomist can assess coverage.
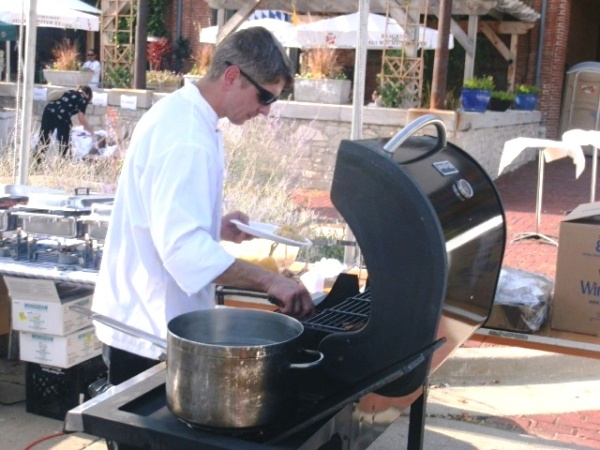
[224,65,285,125]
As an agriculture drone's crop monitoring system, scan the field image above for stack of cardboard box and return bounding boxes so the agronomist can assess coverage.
[3,276,104,420]
[5,276,100,368]
[552,202,600,336]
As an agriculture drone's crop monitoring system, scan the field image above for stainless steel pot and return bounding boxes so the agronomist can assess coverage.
[71,306,322,429]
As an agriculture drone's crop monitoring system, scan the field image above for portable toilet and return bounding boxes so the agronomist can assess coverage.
[559,61,600,134]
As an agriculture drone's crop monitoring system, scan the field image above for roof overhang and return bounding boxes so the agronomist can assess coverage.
[204,0,540,22]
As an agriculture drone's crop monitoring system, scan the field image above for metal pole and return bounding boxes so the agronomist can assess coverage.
[534,0,548,87]
[134,0,149,89]
[591,147,598,203]
[349,0,368,141]
[17,0,37,185]
[344,0,369,268]
[430,0,452,109]
[4,41,9,82]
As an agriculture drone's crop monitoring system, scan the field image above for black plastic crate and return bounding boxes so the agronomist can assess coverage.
[26,355,107,420]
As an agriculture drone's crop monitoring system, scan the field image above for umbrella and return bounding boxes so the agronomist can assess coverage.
[42,0,101,14]
[292,12,453,50]
[0,0,99,31]
[0,19,16,41]
[200,17,295,46]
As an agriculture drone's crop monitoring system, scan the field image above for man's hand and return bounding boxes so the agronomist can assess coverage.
[266,276,314,319]
[214,259,315,319]
[221,211,253,243]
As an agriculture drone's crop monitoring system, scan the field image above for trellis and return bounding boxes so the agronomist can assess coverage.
[380,0,428,108]
[101,0,136,88]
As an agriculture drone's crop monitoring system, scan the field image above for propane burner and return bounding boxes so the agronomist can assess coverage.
[26,236,97,268]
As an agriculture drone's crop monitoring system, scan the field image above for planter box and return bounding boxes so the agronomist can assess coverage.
[488,98,513,112]
[147,82,181,93]
[514,93,538,110]
[107,89,153,109]
[43,70,94,87]
[461,88,492,112]
[293,78,351,105]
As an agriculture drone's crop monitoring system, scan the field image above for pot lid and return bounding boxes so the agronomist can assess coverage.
[19,189,114,211]
[0,184,67,197]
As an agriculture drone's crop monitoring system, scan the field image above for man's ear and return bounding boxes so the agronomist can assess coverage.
[222,65,239,91]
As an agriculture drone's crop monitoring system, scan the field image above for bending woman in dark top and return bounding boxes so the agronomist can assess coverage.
[37,85,93,159]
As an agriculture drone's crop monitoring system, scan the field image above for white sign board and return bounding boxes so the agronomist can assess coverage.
[33,87,47,101]
[92,92,108,107]
[120,94,137,110]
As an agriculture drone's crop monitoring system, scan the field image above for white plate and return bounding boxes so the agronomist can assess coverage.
[231,220,312,247]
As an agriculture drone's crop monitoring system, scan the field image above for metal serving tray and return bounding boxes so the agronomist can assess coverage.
[78,202,113,240]
[90,202,113,217]
[0,184,66,197]
[0,209,19,232]
[16,188,114,212]
[16,212,83,238]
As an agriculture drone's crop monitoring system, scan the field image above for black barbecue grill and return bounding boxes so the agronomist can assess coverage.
[65,114,506,449]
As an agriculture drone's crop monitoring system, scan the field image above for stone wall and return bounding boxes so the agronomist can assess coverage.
[271,102,544,190]
[0,83,544,192]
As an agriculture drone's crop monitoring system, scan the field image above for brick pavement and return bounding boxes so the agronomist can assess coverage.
[464,339,600,449]
[294,153,600,449]
[496,154,598,280]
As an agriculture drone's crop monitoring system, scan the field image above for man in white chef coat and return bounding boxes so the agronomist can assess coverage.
[92,27,313,406]
[82,49,101,88]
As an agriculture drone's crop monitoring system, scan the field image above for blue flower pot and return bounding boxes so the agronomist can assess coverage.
[461,88,491,112]
[514,93,538,110]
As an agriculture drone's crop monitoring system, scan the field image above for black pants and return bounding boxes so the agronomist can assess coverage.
[38,108,72,158]
[103,345,159,450]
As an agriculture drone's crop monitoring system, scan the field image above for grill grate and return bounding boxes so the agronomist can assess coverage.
[303,289,371,333]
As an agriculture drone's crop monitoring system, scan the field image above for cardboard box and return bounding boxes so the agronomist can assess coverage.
[0,277,10,335]
[552,202,600,335]
[5,277,94,336]
[19,325,102,368]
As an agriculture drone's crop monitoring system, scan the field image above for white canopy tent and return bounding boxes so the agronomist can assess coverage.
[2,0,101,184]
[0,0,99,31]
[292,12,453,50]
[200,18,295,46]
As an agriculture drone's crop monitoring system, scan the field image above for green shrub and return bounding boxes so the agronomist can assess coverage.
[463,76,495,90]
[516,84,540,95]
[491,90,515,101]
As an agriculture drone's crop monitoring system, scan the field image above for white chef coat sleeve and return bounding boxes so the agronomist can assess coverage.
[141,141,235,296]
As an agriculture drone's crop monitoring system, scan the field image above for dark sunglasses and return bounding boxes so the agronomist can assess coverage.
[225,61,278,106]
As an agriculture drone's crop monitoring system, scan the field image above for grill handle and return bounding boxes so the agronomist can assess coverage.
[383,114,447,162]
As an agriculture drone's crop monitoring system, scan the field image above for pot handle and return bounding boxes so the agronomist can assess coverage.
[69,304,168,351]
[289,349,324,370]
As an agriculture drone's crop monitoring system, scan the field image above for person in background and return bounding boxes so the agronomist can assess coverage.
[36,85,93,161]
[82,49,101,88]
[92,28,313,449]
[368,89,382,106]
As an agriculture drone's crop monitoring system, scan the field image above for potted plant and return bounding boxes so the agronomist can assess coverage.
[461,76,494,112]
[42,38,94,87]
[184,45,213,86]
[146,70,183,92]
[147,37,171,71]
[488,90,515,112]
[514,84,540,110]
[377,76,406,108]
[293,46,351,104]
